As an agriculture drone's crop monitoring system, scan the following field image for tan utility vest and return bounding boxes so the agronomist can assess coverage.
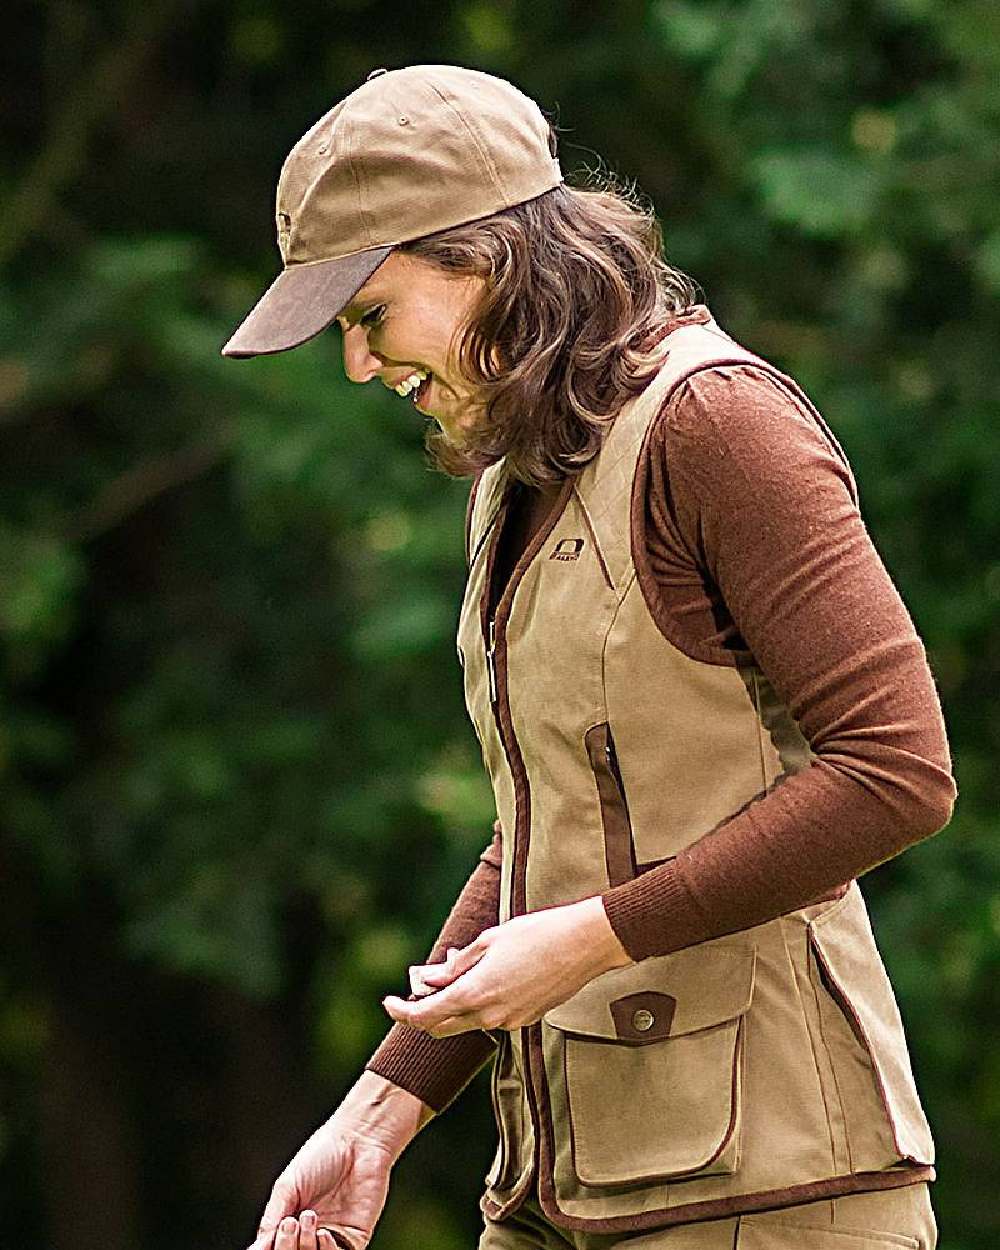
[456,317,935,1234]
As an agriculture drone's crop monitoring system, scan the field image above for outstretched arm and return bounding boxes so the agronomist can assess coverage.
[246,827,504,1248]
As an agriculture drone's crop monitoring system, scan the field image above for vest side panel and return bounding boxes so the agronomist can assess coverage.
[604,582,769,864]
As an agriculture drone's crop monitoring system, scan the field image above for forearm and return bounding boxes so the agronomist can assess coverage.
[602,743,954,961]
[331,1070,435,1162]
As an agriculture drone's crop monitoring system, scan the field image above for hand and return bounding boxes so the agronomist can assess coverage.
[246,1074,432,1250]
[247,1134,387,1250]
[382,896,632,1038]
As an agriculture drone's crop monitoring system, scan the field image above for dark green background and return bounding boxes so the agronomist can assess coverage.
[2,2,998,1246]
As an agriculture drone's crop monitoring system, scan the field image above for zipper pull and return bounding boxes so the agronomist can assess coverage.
[486,617,498,704]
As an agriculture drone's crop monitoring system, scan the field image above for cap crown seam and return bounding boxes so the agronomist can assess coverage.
[427,81,507,202]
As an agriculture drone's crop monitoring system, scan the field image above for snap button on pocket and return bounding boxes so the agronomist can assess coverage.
[632,1008,655,1032]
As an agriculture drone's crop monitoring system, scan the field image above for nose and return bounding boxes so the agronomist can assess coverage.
[341,324,381,384]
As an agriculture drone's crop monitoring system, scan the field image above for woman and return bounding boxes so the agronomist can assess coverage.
[224,64,956,1250]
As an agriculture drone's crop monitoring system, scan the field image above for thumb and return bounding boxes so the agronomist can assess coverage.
[436,939,488,981]
[412,939,489,992]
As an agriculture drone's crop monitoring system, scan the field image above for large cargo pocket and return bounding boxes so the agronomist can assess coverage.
[543,942,756,1187]
[807,885,934,1167]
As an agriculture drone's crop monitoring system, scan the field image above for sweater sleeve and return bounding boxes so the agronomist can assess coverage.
[364,825,502,1111]
[601,364,957,960]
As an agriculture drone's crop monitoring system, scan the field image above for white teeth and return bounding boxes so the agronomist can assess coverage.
[393,369,429,396]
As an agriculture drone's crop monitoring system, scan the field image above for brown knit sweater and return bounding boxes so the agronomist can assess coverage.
[366,315,957,1113]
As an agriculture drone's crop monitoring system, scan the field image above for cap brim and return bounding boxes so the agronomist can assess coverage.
[221,245,393,358]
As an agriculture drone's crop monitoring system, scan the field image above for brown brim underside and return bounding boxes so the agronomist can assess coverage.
[221,246,393,358]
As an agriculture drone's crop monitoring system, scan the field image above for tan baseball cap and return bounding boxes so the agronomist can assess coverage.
[222,64,563,358]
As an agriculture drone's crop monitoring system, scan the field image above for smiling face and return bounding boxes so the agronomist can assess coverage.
[334,251,487,444]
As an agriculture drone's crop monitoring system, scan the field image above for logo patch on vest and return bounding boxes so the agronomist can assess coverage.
[549,537,585,561]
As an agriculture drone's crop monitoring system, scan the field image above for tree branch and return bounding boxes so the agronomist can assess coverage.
[64,439,228,543]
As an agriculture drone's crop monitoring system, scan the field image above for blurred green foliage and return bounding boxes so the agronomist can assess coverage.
[1,1,998,1247]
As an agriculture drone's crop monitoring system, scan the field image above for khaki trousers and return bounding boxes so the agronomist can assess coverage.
[478,1183,937,1250]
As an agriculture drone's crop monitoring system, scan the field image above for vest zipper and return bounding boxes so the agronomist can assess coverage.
[475,473,576,1217]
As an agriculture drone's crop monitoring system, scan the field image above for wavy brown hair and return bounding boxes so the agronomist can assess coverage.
[400,177,698,486]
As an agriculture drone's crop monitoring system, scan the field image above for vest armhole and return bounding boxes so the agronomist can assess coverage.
[630,353,850,669]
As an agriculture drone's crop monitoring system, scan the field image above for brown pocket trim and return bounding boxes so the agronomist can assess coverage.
[807,889,934,1167]
[808,935,909,1163]
[584,721,636,888]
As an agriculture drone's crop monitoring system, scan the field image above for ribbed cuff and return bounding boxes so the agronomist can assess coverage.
[365,1022,497,1113]
[601,859,712,961]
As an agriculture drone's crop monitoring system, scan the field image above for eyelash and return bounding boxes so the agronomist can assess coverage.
[360,304,386,329]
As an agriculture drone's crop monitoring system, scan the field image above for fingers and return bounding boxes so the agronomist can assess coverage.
[274,1214,307,1250]
[409,942,485,996]
[272,1210,354,1250]
[262,1209,364,1250]
[408,949,460,997]
[383,987,487,1036]
[442,942,487,979]
[386,934,500,1033]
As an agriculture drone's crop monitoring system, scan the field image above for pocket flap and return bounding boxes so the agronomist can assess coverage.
[544,943,756,1042]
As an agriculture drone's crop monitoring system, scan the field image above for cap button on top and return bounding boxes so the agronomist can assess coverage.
[366,67,388,80]
[632,1008,655,1033]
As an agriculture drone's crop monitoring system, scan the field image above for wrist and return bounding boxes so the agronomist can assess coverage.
[331,1071,435,1163]
[572,896,633,976]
